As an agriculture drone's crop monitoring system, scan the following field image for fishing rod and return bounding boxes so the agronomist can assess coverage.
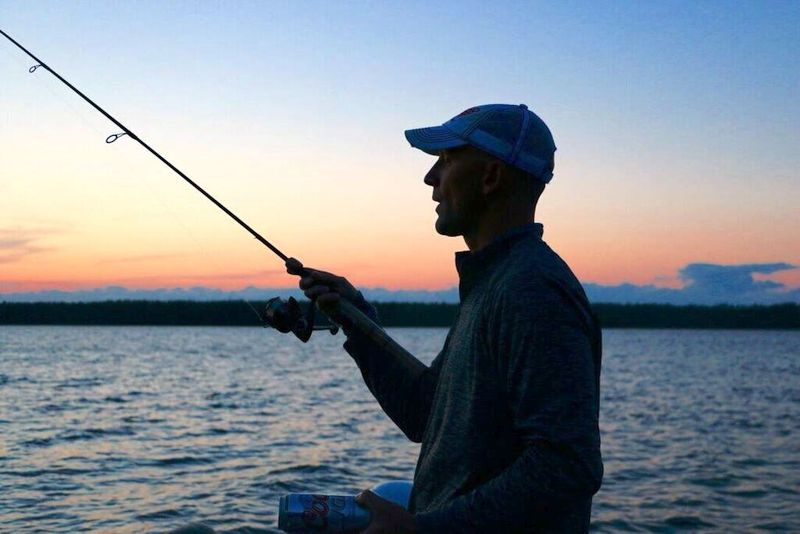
[0,28,288,262]
[1,28,411,352]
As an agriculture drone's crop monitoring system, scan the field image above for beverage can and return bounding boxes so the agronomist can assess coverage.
[278,493,371,533]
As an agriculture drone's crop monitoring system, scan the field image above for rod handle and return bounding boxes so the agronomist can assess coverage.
[329,299,416,361]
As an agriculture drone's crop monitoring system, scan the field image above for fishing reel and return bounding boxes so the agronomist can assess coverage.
[263,296,339,342]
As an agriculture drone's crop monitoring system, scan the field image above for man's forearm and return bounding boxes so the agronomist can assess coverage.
[343,329,437,442]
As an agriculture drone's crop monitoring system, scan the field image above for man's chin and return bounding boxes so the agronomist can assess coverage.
[434,217,461,237]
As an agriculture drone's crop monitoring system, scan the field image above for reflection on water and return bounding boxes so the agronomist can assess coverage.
[1,326,798,532]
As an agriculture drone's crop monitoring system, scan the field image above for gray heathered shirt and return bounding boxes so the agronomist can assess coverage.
[344,223,603,532]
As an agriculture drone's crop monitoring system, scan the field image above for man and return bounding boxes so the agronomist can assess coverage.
[287,104,603,532]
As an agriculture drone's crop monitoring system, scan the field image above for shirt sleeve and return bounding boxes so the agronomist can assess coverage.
[342,300,444,443]
[415,279,603,532]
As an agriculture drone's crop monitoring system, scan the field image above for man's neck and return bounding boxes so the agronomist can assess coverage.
[463,210,536,251]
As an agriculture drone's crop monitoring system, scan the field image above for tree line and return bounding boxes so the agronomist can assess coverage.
[0,301,798,329]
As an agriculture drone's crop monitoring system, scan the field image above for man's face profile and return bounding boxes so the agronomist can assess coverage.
[424,147,487,238]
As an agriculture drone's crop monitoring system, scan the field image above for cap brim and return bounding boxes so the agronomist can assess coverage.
[404,126,467,155]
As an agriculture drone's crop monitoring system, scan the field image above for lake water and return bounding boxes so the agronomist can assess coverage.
[1,327,798,532]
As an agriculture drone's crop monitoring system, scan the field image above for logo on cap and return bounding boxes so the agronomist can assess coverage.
[456,107,480,117]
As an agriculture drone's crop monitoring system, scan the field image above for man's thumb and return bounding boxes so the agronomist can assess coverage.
[285,257,304,274]
[356,490,377,507]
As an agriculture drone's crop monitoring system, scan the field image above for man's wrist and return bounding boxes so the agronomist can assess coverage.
[351,290,379,322]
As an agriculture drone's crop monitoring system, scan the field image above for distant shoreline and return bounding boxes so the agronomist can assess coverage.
[0,301,798,330]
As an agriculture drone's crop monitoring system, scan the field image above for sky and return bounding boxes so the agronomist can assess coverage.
[1,1,799,304]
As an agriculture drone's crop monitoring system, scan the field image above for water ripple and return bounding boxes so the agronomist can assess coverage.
[0,326,798,532]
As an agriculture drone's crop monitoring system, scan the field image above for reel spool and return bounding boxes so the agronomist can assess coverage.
[263,297,339,342]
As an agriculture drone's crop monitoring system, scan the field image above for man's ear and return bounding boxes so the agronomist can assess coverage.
[481,159,505,195]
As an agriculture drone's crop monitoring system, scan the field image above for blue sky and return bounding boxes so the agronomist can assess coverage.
[1,1,799,303]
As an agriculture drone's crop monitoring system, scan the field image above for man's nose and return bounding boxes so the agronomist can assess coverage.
[424,165,438,187]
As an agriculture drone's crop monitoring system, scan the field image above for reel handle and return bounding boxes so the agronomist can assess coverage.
[263,294,416,365]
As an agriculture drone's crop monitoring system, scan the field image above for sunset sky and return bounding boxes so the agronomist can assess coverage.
[2,2,799,301]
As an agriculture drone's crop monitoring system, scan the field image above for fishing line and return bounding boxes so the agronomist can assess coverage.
[0,28,292,265]
[95,142,265,322]
[0,46,105,140]
[1,37,264,322]
[1,29,292,322]
[2,31,417,389]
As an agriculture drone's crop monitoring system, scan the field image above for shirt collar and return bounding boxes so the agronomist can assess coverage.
[455,223,544,299]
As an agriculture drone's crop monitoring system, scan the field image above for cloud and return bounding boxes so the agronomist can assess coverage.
[680,262,793,294]
[101,269,286,283]
[94,253,189,265]
[584,262,799,305]
[0,229,53,263]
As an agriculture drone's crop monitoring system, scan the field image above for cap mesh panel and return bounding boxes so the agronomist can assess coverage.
[477,109,523,154]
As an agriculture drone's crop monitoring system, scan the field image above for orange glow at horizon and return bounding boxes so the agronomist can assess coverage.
[2,140,799,295]
[4,211,800,294]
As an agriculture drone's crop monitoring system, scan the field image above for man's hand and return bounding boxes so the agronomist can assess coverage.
[357,490,416,534]
[285,257,362,315]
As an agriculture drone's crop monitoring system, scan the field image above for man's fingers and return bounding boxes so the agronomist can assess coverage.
[299,272,347,292]
[355,490,377,507]
[307,270,340,285]
[299,276,317,290]
[317,292,341,304]
[305,285,335,299]
[285,257,304,275]
[286,258,333,281]
[316,293,342,315]
[286,259,358,302]
[356,491,384,534]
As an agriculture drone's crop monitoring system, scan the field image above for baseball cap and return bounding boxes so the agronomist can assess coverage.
[404,104,556,183]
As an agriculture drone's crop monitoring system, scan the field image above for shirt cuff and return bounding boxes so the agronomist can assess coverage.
[352,291,379,322]
[340,292,379,338]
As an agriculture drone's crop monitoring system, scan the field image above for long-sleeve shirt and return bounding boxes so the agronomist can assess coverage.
[344,223,603,532]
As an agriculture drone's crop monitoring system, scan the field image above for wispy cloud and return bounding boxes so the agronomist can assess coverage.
[0,228,54,263]
[108,269,286,284]
[94,253,189,265]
